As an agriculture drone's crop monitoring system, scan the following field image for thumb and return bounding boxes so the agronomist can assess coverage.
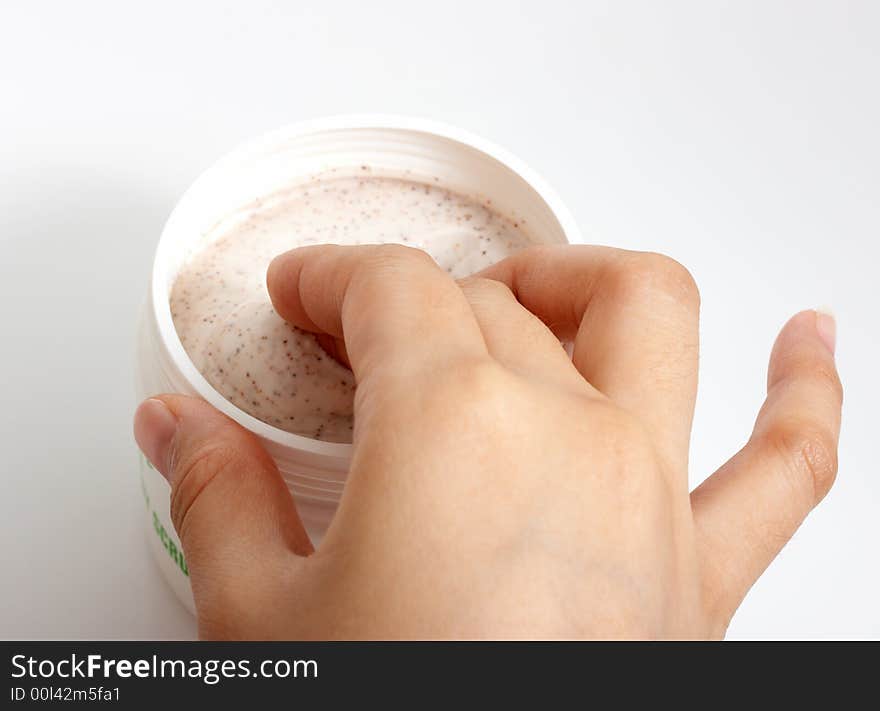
[134,394,312,634]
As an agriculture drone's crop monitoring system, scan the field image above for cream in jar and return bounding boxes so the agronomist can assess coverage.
[170,172,534,442]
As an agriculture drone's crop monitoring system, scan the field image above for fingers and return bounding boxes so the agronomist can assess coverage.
[479,245,701,470]
[267,244,488,384]
[691,310,842,633]
[456,277,595,392]
[134,394,312,633]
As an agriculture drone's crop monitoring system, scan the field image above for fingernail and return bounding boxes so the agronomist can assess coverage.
[134,398,178,479]
[815,307,837,356]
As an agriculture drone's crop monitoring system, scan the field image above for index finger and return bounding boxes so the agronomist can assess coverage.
[266,244,488,382]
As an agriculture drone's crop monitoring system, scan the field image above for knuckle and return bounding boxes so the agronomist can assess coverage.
[519,244,565,262]
[797,361,844,404]
[608,252,700,309]
[430,359,512,417]
[364,358,511,431]
[365,243,434,270]
[369,359,514,450]
[458,276,514,302]
[447,358,509,399]
[585,402,659,484]
[499,244,565,277]
[810,367,843,406]
[764,421,839,504]
[169,443,239,542]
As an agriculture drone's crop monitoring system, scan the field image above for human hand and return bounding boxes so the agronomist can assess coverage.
[134,244,842,639]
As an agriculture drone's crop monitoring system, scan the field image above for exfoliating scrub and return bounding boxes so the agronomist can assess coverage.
[170,172,534,442]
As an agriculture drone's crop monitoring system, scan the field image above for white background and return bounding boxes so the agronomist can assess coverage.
[1,0,877,640]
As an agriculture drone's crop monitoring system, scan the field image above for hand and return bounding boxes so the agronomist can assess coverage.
[134,244,842,639]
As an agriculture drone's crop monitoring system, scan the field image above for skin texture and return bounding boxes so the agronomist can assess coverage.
[134,244,842,639]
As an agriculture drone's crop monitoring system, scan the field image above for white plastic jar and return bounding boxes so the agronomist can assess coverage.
[135,116,583,613]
